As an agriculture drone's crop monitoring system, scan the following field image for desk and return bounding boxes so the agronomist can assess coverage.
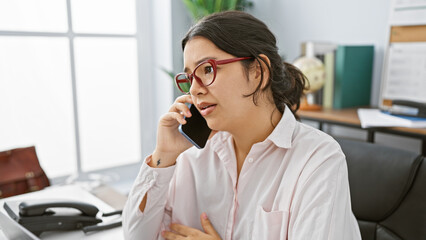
[298,108,426,155]
[0,184,124,240]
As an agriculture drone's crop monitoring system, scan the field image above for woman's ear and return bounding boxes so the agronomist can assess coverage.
[253,54,271,89]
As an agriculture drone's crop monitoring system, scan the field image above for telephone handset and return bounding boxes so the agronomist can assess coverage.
[19,200,99,217]
[4,199,122,236]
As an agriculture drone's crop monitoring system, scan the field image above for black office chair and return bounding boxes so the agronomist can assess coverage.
[337,138,426,240]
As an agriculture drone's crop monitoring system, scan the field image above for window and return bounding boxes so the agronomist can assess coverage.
[0,0,161,181]
[0,0,68,32]
[0,36,77,177]
[74,37,140,172]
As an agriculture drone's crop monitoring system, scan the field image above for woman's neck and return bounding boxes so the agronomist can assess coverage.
[230,105,282,176]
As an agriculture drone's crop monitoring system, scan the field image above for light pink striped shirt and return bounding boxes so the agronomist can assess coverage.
[123,106,361,240]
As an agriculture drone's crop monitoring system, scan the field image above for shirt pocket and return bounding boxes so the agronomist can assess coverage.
[252,205,289,240]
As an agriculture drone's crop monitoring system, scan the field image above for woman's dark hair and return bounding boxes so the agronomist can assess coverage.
[182,11,307,116]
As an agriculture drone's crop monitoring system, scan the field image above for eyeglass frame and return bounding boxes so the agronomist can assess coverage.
[174,57,253,94]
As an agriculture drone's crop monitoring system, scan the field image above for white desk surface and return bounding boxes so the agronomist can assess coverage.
[0,184,124,240]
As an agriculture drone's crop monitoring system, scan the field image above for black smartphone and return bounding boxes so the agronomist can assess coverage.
[178,104,212,149]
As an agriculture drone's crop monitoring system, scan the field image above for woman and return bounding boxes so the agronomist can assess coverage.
[123,11,361,240]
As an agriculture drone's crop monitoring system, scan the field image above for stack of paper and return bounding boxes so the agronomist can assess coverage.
[357,108,426,128]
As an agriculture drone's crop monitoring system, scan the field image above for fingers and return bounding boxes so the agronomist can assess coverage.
[162,230,185,240]
[167,95,193,120]
[161,95,194,126]
[200,212,220,237]
[168,112,187,125]
[170,223,193,236]
[162,217,220,240]
[162,223,201,240]
[162,231,183,240]
[169,103,191,118]
[173,95,193,108]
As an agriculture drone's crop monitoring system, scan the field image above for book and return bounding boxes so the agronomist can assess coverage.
[333,45,374,109]
[301,42,338,60]
[322,51,335,109]
[358,108,426,128]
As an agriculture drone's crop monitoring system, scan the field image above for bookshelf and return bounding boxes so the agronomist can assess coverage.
[298,108,426,155]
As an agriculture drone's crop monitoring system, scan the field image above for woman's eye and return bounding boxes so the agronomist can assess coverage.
[204,66,213,74]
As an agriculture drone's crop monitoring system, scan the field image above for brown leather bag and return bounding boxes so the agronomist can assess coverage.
[0,146,50,198]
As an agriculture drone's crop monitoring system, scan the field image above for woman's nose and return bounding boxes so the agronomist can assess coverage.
[189,79,208,95]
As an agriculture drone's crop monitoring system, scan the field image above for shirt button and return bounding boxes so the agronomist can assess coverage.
[248,158,254,163]
[146,175,153,181]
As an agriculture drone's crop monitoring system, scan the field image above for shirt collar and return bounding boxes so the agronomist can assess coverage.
[266,104,296,149]
[210,104,296,150]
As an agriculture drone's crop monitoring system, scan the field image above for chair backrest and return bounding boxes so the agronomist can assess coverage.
[337,138,426,240]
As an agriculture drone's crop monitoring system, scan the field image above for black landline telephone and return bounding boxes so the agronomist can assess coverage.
[3,199,122,236]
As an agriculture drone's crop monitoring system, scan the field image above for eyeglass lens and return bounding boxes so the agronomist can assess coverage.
[176,74,191,93]
[176,62,215,93]
[195,62,215,86]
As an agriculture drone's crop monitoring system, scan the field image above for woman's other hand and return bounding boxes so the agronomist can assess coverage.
[162,213,221,240]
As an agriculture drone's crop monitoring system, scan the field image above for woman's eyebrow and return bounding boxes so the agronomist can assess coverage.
[183,56,217,73]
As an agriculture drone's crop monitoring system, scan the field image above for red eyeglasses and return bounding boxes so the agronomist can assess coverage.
[174,57,253,94]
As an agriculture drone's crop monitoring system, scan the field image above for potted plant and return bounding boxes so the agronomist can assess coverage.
[182,0,253,21]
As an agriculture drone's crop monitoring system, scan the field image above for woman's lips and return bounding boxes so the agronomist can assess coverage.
[199,104,217,116]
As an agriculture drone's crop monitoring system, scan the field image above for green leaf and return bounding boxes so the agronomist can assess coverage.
[182,0,201,20]
[182,0,254,20]
[228,0,238,10]
[196,0,206,15]
[205,0,214,13]
[236,0,253,10]
[214,0,223,12]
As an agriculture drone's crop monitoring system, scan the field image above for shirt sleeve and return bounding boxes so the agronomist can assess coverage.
[288,143,361,240]
[122,155,176,240]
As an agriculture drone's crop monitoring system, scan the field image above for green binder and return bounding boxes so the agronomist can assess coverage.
[333,45,374,109]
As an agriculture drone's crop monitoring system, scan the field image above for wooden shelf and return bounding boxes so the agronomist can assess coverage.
[298,108,361,126]
[297,108,426,155]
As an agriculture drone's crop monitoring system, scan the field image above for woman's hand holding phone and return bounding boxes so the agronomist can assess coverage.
[150,95,194,168]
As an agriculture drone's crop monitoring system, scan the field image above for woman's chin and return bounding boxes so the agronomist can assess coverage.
[205,119,221,132]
